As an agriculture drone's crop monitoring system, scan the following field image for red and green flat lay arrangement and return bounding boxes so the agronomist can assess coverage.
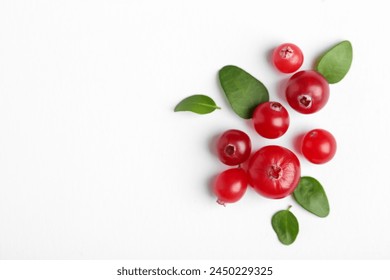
[174,41,353,245]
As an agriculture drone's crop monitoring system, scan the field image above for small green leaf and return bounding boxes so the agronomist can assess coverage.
[271,206,299,245]
[315,40,353,84]
[219,65,269,119]
[293,176,330,217]
[174,94,221,114]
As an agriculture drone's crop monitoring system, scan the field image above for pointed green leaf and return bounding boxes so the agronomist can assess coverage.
[271,206,299,245]
[174,94,221,114]
[293,176,330,217]
[219,65,269,119]
[315,40,353,84]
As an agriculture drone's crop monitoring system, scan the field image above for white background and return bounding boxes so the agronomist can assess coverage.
[0,0,389,259]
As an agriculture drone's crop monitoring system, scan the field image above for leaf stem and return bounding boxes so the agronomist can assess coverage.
[287,205,292,211]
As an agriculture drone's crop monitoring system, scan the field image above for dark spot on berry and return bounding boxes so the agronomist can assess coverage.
[280,46,294,59]
[298,95,312,108]
[268,165,282,180]
[270,102,282,111]
[225,144,235,156]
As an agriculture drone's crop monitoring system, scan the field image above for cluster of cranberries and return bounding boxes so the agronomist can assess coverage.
[213,43,337,205]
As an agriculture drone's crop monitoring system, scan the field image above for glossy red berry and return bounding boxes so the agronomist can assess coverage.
[252,101,290,139]
[285,70,330,114]
[216,129,251,166]
[213,168,248,206]
[272,43,304,73]
[301,129,337,164]
[248,145,301,199]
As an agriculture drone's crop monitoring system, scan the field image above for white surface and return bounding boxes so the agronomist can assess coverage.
[0,0,389,259]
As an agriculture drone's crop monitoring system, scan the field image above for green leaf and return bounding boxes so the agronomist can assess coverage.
[271,206,299,245]
[174,94,221,114]
[219,65,269,119]
[293,176,330,217]
[315,40,353,84]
